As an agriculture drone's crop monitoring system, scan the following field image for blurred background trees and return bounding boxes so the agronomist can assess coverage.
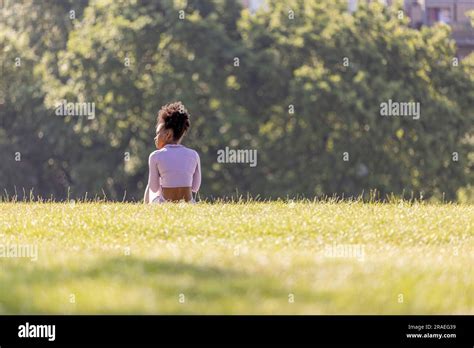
[1,0,473,201]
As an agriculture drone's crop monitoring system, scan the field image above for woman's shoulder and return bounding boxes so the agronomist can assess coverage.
[149,146,198,158]
[186,147,199,159]
[182,146,200,159]
[148,149,166,162]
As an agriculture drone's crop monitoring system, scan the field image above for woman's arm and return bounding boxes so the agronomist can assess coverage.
[144,152,160,203]
[191,152,201,193]
[143,184,150,203]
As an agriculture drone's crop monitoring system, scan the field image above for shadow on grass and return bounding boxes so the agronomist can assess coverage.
[0,257,315,313]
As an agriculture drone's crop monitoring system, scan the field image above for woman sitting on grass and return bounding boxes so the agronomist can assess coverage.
[144,102,201,203]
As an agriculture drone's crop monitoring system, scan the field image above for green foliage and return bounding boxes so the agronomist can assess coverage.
[237,0,473,199]
[0,1,88,198]
[1,0,473,200]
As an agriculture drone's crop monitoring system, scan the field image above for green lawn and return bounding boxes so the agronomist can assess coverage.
[0,201,472,314]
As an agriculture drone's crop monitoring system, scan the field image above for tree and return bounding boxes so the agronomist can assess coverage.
[234,0,474,200]
[1,0,472,201]
[0,1,89,199]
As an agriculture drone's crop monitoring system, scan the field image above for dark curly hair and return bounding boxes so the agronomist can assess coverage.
[157,101,191,141]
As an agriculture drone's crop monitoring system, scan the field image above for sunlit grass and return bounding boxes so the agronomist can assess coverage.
[0,201,472,314]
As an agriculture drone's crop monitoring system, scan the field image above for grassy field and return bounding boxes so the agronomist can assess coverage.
[0,201,472,314]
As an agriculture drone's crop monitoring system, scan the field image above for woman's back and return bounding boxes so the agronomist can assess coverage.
[144,102,201,203]
[150,144,200,190]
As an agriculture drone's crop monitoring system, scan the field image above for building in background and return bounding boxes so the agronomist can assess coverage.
[424,0,474,58]
[405,0,425,28]
[241,0,473,58]
[349,0,474,58]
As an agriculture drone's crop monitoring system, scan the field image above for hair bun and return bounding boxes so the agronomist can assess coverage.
[157,102,191,141]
